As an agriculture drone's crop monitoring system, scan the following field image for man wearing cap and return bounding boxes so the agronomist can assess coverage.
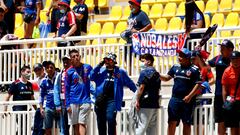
[65,49,92,135]
[54,55,71,135]
[57,0,77,47]
[222,51,240,135]
[208,39,234,135]
[160,48,202,135]
[39,61,58,135]
[90,52,137,135]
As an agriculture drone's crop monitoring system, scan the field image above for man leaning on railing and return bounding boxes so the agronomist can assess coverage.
[4,65,36,135]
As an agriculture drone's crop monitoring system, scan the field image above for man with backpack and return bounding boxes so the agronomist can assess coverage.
[135,53,161,135]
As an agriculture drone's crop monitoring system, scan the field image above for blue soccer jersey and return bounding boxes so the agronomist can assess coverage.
[208,55,230,96]
[168,64,202,99]
[9,79,34,111]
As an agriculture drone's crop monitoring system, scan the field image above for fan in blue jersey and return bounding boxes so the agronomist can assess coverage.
[160,48,202,135]
[65,49,92,135]
[39,61,59,135]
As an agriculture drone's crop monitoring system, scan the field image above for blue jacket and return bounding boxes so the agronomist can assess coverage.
[39,72,57,109]
[90,65,137,111]
[65,64,92,108]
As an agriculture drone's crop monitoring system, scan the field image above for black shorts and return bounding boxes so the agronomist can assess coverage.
[224,101,240,128]
[214,95,224,123]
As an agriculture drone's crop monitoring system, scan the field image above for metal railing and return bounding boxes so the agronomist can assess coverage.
[0,94,219,135]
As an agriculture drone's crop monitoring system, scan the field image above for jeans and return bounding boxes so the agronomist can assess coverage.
[95,100,117,135]
[59,105,69,135]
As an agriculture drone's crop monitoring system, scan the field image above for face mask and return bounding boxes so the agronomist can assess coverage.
[139,62,146,71]
[131,8,136,13]
[60,9,66,14]
[23,73,31,80]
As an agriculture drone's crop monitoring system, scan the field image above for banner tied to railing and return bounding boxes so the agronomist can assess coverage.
[132,32,187,57]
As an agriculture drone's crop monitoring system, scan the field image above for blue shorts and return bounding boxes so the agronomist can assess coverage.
[44,108,59,129]
[168,97,195,125]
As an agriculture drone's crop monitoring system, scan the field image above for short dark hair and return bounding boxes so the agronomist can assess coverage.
[69,49,79,56]
[140,53,154,63]
[20,65,31,72]
[42,61,55,68]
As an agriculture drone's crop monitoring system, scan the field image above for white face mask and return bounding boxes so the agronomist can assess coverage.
[139,62,146,71]
[131,8,136,13]
[60,9,66,14]
[23,73,31,80]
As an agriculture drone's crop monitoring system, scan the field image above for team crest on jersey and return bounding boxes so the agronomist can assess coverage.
[186,70,192,76]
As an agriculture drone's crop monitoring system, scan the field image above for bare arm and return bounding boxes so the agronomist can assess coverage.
[31,95,37,110]
[62,24,77,38]
[208,77,215,86]
[135,84,145,111]
[131,23,152,33]
[4,94,12,111]
[35,2,41,25]
[183,83,201,103]
[75,13,84,20]
[160,74,172,82]
[191,20,203,30]
[222,85,228,102]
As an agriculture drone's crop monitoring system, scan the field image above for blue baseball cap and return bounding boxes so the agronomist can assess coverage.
[230,51,240,59]
[177,48,191,58]
[217,39,234,49]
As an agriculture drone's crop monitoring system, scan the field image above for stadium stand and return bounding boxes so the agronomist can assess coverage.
[114,21,127,34]
[121,6,131,21]
[141,4,150,15]
[155,18,168,31]
[85,0,94,9]
[142,0,156,5]
[218,0,232,14]
[232,0,240,12]
[204,14,210,28]
[149,4,163,19]
[168,17,182,30]
[169,0,182,4]
[176,2,185,17]
[156,0,169,5]
[101,22,114,35]
[15,13,23,28]
[221,12,239,37]
[162,2,177,19]
[204,0,218,14]
[195,0,205,12]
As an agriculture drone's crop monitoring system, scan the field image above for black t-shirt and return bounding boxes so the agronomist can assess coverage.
[9,79,34,111]
[103,69,114,100]
[0,21,8,39]
[73,3,88,34]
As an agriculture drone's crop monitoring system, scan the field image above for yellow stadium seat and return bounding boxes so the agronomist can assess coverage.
[98,0,107,8]
[119,38,127,44]
[204,0,218,14]
[70,1,76,9]
[108,5,122,21]
[40,11,48,23]
[150,19,154,28]
[233,0,240,12]
[142,0,156,5]
[14,24,24,39]
[233,30,240,37]
[204,14,210,28]
[156,0,169,5]
[221,31,232,37]
[121,6,131,21]
[85,0,94,9]
[219,0,232,14]
[43,0,51,11]
[114,21,127,34]
[101,22,114,35]
[155,18,168,31]
[210,13,224,27]
[168,17,182,30]
[88,22,101,35]
[224,12,239,27]
[162,3,177,19]
[176,2,185,17]
[141,4,150,15]
[105,38,118,44]
[195,0,205,12]
[15,13,23,28]
[149,4,163,19]
[169,0,182,4]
